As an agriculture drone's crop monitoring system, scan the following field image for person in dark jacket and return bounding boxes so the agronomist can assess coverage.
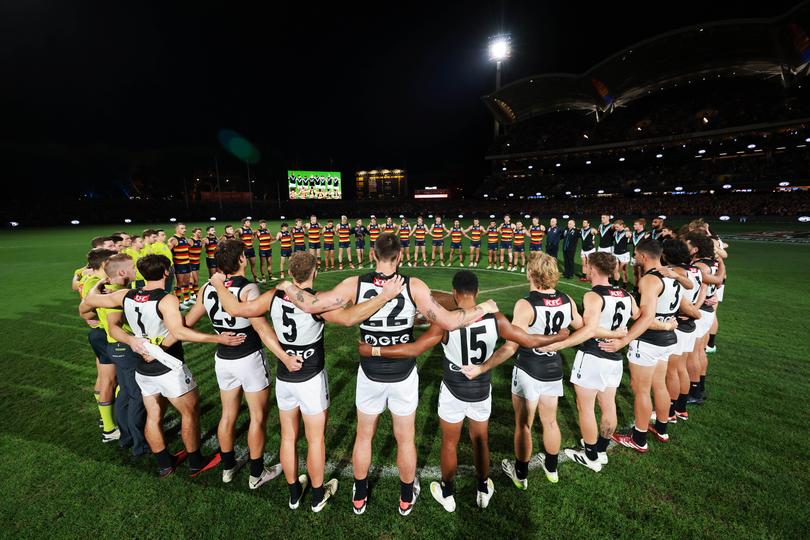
[545,218,562,259]
[561,220,579,279]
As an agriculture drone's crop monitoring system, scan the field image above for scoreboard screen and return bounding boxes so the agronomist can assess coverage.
[288,170,342,200]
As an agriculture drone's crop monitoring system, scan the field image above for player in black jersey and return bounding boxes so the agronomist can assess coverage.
[211,252,404,512]
[83,254,244,478]
[612,220,632,287]
[358,270,560,511]
[598,239,692,452]
[597,214,614,254]
[630,218,649,289]
[578,219,597,282]
[277,234,498,516]
[186,240,298,489]
[353,219,369,267]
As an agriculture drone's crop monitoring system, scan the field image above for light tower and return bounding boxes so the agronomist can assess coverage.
[488,34,511,137]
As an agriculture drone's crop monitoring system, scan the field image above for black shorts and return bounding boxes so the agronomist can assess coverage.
[174,263,191,275]
[356,241,365,249]
[89,328,113,365]
[280,249,292,257]
[206,258,217,269]
[294,245,307,252]
[189,263,200,271]
[259,249,272,258]
[244,248,256,258]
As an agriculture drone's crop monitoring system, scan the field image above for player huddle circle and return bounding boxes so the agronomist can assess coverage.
[73,214,726,515]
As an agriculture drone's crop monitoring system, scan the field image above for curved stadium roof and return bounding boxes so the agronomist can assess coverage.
[483,1,810,125]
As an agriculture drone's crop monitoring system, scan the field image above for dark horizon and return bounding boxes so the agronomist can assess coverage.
[1,0,802,199]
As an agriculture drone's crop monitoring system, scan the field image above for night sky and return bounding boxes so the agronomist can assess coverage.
[0,1,801,199]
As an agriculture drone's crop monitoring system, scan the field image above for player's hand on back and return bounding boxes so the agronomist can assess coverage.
[281,353,304,372]
[655,266,677,279]
[130,337,149,356]
[358,341,372,357]
[381,275,405,301]
[209,272,226,286]
[480,299,498,314]
[598,338,625,353]
[460,364,484,380]
[217,332,246,346]
[276,280,293,292]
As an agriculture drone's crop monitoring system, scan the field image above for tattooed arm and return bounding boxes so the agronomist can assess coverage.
[279,276,404,323]
[319,276,406,327]
[409,277,497,331]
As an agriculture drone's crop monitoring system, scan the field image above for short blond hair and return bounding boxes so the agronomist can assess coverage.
[527,252,559,290]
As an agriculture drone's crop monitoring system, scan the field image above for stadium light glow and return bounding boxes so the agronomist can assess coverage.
[124,218,132,224]
[528,165,533,170]
[428,214,434,218]
[562,214,570,219]
[502,167,507,171]
[210,217,217,221]
[618,157,625,162]
[535,192,541,196]
[280,216,285,220]
[799,216,810,222]
[658,215,667,220]
[399,214,405,218]
[483,194,489,198]
[489,214,496,219]
[585,160,592,165]
[10,221,19,227]
[656,153,663,158]
[71,220,80,225]
[722,184,732,189]
[634,188,642,192]
[458,214,464,218]
[702,116,709,124]
[169,217,177,222]
[488,35,511,62]
[779,181,790,187]
[555,163,561,167]
[246,216,252,220]
[805,137,810,142]
[524,214,531,219]
[508,193,514,197]
[719,216,730,221]
[565,191,572,195]
[675,186,683,191]
[698,149,706,154]
[747,144,756,149]
[598,189,605,194]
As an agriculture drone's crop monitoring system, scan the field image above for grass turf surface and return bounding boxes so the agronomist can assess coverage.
[1,221,809,539]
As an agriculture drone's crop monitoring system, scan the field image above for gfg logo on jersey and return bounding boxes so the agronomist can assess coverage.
[363,334,411,346]
[285,347,316,359]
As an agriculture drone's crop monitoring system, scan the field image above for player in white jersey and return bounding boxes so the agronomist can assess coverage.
[211,251,404,512]
[359,270,562,512]
[83,254,244,478]
[532,253,633,472]
[185,239,299,489]
[598,239,693,452]
[276,233,498,516]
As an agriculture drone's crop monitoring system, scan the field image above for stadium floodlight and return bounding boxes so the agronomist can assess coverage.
[675,186,683,191]
[535,192,541,196]
[779,181,790,187]
[246,216,252,220]
[124,218,132,224]
[656,153,663,158]
[458,214,464,218]
[722,184,732,189]
[702,116,709,124]
[483,194,489,198]
[10,221,19,227]
[634,188,642,193]
[565,191,572,195]
[658,215,667,220]
[169,217,177,222]
[747,144,756,149]
[806,137,810,142]
[618,157,625,162]
[698,149,706,154]
[70,219,80,225]
[719,215,730,221]
[528,165,533,170]
[555,163,561,167]
[489,214,496,218]
[524,214,531,219]
[585,160,592,165]
[508,193,514,197]
[799,216,810,222]
[488,35,511,62]
[562,214,570,219]
[502,167,507,171]
[598,189,605,194]
[210,216,217,221]
[399,214,405,218]
[428,214,434,218]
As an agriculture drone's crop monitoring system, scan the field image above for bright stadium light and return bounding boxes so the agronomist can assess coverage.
[555,163,561,167]
[483,194,489,198]
[71,219,80,225]
[169,217,177,222]
[634,188,642,193]
[508,193,514,197]
[658,215,667,220]
[280,216,285,220]
[675,186,683,191]
[502,167,507,171]
[488,35,511,61]
[535,192,541,196]
[598,189,605,194]
[246,216,252,220]
[562,214,570,219]
[210,217,217,221]
[656,153,663,158]
[489,214,496,218]
[779,181,790,187]
[124,218,132,224]
[618,157,625,162]
[747,144,756,149]
[528,165,533,170]
[698,149,706,154]
[585,160,592,165]
[719,215,730,221]
[723,184,732,189]
[799,216,810,222]
[400,214,405,218]
[565,191,572,195]
[524,214,531,219]
[805,137,810,142]
[9,221,19,227]
[428,214,434,218]
[458,214,464,218]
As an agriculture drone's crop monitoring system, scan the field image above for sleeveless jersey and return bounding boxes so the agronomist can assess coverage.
[269,288,325,382]
[676,264,702,333]
[637,269,679,346]
[599,224,614,247]
[257,228,273,251]
[201,277,262,359]
[414,224,427,241]
[469,226,483,243]
[279,231,292,250]
[205,235,218,259]
[292,226,306,246]
[500,223,514,241]
[171,235,189,265]
[123,288,180,376]
[307,223,321,243]
[613,231,629,255]
[579,285,632,361]
[338,223,351,243]
[631,230,648,249]
[383,223,396,235]
[356,272,417,382]
[368,224,381,242]
[431,224,445,237]
[188,238,202,264]
[323,227,335,245]
[399,224,411,241]
[513,229,526,246]
[516,291,573,381]
[239,228,254,249]
[450,227,463,244]
[580,228,595,251]
[529,226,544,246]
[487,227,499,244]
[441,314,498,402]
[696,257,719,313]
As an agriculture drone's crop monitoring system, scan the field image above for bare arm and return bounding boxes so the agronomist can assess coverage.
[210,274,275,318]
[495,311,570,349]
[461,298,532,379]
[678,295,702,320]
[106,310,145,352]
[430,291,457,311]
[276,276,361,314]
[410,278,496,331]
[280,276,404,323]
[656,266,693,290]
[83,285,129,310]
[320,277,406,327]
[598,275,658,352]
[358,323,445,358]
[539,292,602,352]
[160,295,246,346]
[183,284,209,327]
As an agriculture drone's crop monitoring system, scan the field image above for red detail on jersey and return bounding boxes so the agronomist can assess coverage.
[608,290,626,297]
[372,277,388,287]
[224,279,234,287]
[134,294,150,303]
[543,297,563,307]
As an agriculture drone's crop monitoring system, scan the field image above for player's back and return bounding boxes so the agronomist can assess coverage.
[200,276,262,359]
[579,285,632,360]
[269,288,325,382]
[516,291,573,381]
[440,313,498,401]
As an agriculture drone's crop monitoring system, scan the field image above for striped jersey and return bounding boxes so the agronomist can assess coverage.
[307,223,321,243]
[529,226,544,245]
[368,224,381,241]
[487,227,499,244]
[500,223,514,241]
[399,224,411,240]
[413,224,427,241]
[279,231,292,249]
[323,227,335,245]
[450,227,462,243]
[337,223,351,242]
[469,226,483,242]
[292,226,306,246]
[239,227,253,249]
[205,235,218,259]
[171,235,189,265]
[257,228,273,251]
[188,238,202,264]
[513,229,526,246]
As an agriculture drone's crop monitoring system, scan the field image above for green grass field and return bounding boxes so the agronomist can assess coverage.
[1,220,809,539]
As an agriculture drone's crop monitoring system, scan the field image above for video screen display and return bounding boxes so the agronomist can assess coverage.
[288,170,342,200]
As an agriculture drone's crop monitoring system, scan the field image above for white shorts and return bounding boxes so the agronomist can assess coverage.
[215,350,269,393]
[570,351,622,391]
[597,246,614,254]
[716,285,725,302]
[136,365,196,399]
[695,310,716,338]
[276,370,330,416]
[511,367,563,401]
[356,366,419,416]
[581,249,595,259]
[627,340,678,367]
[438,382,491,424]
[675,328,698,356]
[615,252,630,264]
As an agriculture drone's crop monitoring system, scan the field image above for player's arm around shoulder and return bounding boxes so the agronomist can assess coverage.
[540,291,601,352]
[462,299,526,380]
[277,275,359,315]
[409,277,497,331]
[183,283,209,327]
[82,284,128,310]
[210,273,272,318]
[358,322,444,359]
[321,275,404,326]
[160,294,245,346]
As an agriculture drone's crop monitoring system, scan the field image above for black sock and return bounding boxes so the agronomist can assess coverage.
[515,459,529,480]
[654,420,668,435]
[676,393,688,413]
[188,449,203,469]
[689,382,700,397]
[668,401,676,418]
[221,450,236,470]
[596,436,611,453]
[584,442,598,461]
[707,334,716,347]
[155,448,172,470]
[249,457,263,477]
[288,479,303,501]
[311,485,325,507]
[353,477,367,500]
[632,426,648,447]
[441,480,454,498]
[699,375,706,392]
[400,480,414,503]
[477,477,489,494]
[544,453,559,473]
